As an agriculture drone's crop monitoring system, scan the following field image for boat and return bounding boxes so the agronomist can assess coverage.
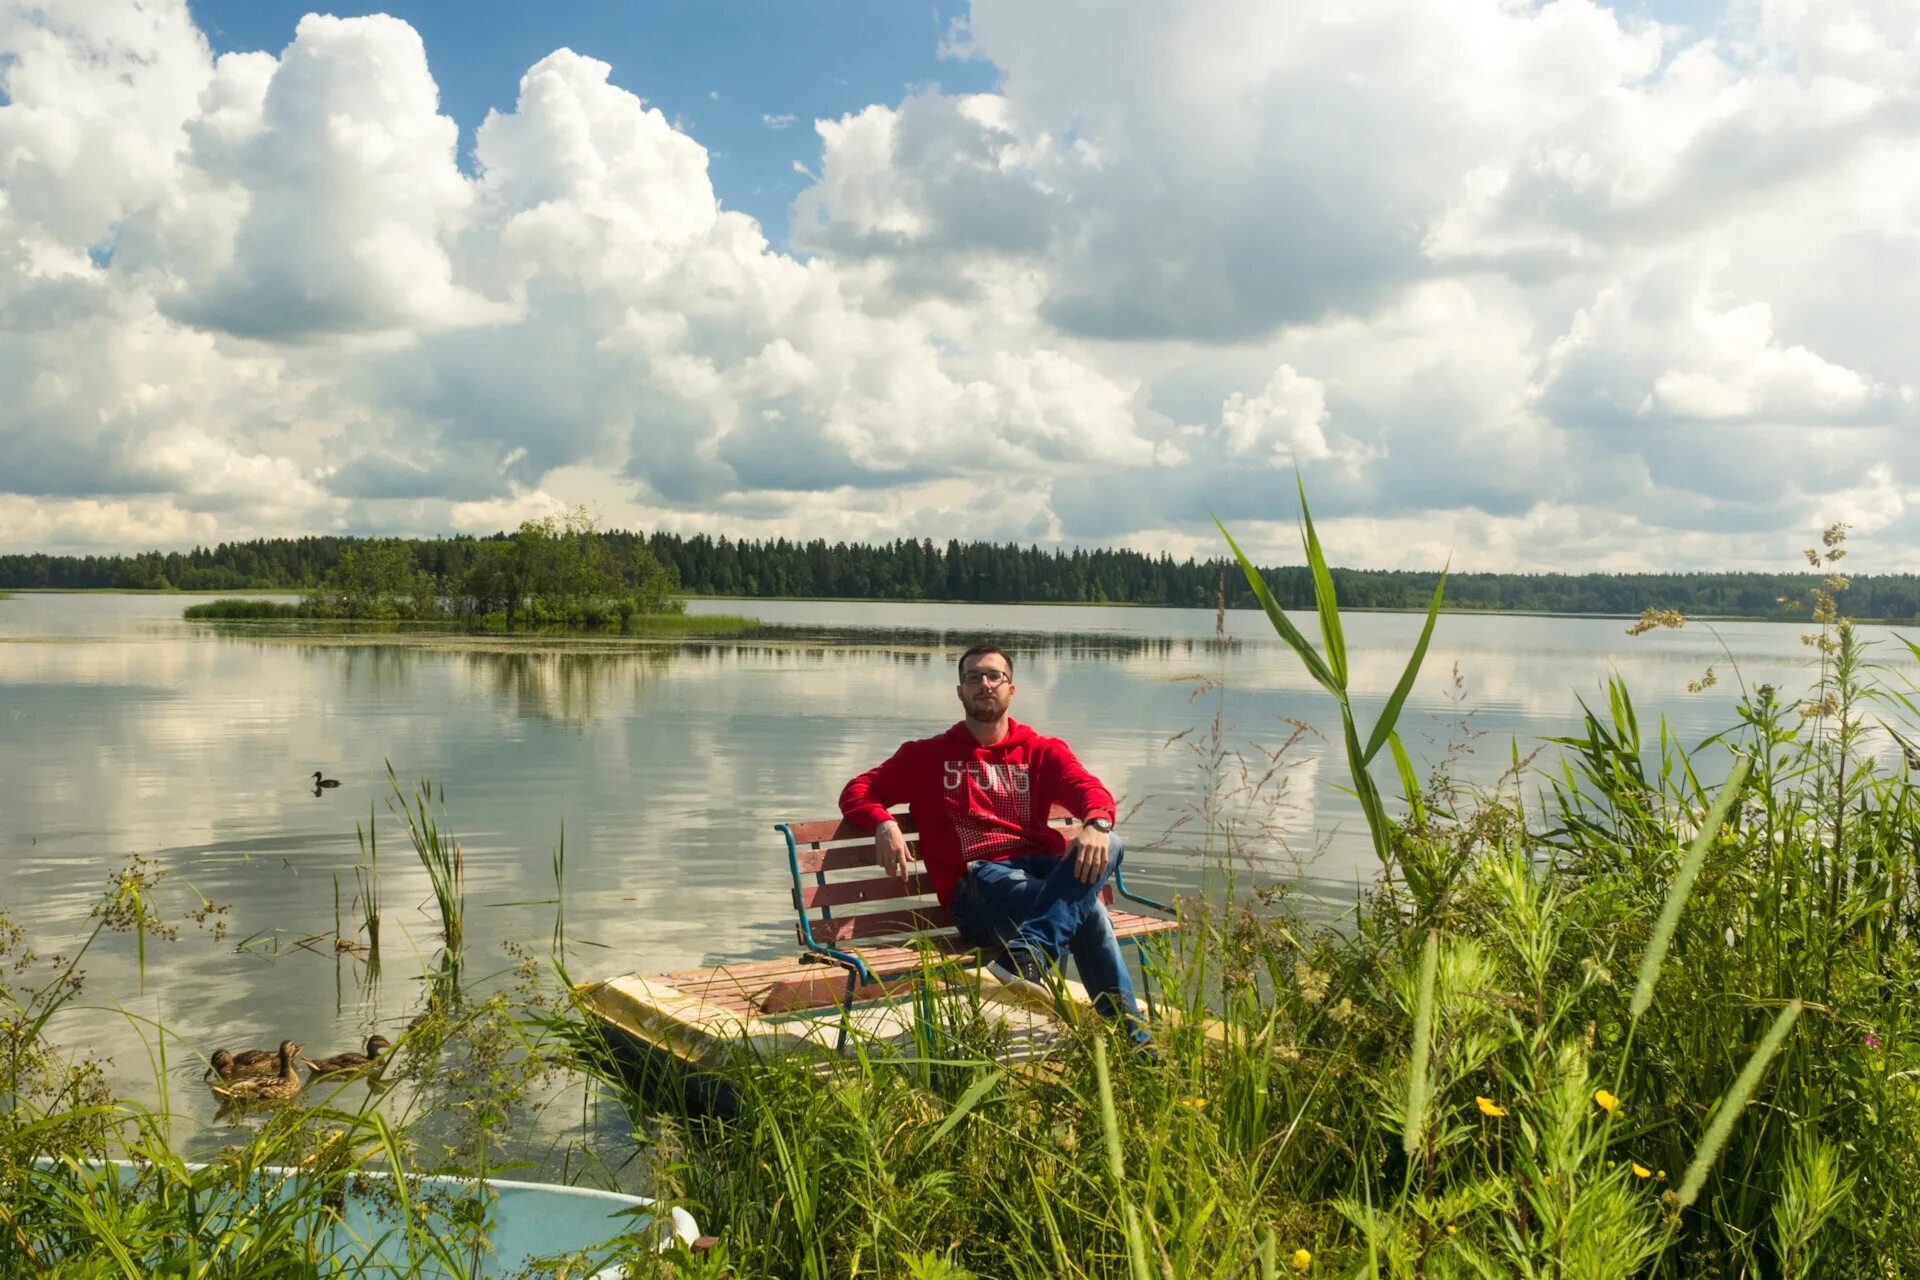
[28,1159,702,1277]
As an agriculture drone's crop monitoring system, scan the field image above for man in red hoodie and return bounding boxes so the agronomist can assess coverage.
[839,642,1147,1041]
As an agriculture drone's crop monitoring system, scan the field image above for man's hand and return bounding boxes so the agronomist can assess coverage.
[1068,825,1111,885]
[874,819,912,881]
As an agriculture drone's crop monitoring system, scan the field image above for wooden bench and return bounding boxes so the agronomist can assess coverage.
[773,805,1180,1044]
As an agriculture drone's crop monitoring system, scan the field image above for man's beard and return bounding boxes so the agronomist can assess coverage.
[966,698,1007,725]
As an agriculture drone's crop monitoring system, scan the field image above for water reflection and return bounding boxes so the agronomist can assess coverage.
[464,648,676,726]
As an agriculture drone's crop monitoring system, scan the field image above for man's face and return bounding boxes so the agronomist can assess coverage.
[957,654,1015,724]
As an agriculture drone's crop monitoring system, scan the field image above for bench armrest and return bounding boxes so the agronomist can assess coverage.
[779,821,879,984]
[1110,860,1170,914]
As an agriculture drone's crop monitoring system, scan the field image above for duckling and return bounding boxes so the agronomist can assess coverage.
[312,772,342,789]
[209,1040,303,1104]
[303,1035,392,1078]
[207,1046,281,1081]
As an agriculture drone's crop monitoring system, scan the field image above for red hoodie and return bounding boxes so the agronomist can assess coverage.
[839,718,1116,905]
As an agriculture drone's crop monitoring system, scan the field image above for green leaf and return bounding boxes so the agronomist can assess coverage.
[1677,998,1802,1208]
[1296,474,1348,689]
[1363,565,1448,765]
[1342,709,1393,869]
[1389,733,1425,827]
[1404,930,1439,1158]
[1213,512,1336,694]
[1630,756,1752,1020]
[922,1067,1004,1149]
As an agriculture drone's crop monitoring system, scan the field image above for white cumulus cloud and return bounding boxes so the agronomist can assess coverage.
[1,0,1917,571]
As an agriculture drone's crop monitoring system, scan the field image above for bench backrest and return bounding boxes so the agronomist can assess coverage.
[777,806,1087,952]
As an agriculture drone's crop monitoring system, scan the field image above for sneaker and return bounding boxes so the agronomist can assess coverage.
[986,944,1050,993]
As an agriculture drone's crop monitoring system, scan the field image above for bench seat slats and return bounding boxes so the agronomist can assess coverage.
[794,845,906,874]
[808,905,953,944]
[801,873,934,907]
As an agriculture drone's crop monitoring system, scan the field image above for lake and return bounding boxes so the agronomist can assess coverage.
[0,591,1859,1172]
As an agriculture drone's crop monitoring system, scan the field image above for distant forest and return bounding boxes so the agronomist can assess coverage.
[1,531,1913,620]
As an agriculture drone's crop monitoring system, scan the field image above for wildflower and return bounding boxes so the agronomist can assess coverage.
[1446,1224,1458,1235]
[1863,1033,1883,1049]
[1328,996,1355,1024]
[1290,1248,1312,1274]
[1475,1096,1507,1118]
[1632,1163,1652,1179]
[1294,960,1330,1005]
[1593,1088,1619,1113]
[1177,1096,1208,1110]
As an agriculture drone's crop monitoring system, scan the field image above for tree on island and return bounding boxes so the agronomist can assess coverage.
[459,509,680,630]
[304,541,439,621]
[279,509,682,630]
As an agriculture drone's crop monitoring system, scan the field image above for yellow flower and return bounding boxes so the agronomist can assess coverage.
[1632,1163,1652,1179]
[1178,1096,1208,1110]
[1446,1224,1459,1235]
[1475,1096,1507,1117]
[1290,1248,1312,1274]
[1593,1089,1620,1113]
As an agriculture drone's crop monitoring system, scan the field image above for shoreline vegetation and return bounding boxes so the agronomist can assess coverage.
[9,526,1920,622]
[178,511,750,638]
[7,497,1919,1275]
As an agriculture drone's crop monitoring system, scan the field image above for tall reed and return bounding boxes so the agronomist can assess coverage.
[386,763,465,955]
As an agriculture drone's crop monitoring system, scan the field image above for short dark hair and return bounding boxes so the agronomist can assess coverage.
[957,643,1011,681]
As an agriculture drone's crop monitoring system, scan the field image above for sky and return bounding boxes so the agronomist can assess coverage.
[1,0,1916,572]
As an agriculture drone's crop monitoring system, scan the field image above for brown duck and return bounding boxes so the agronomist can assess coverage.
[208,1046,281,1081]
[303,1035,392,1078]
[210,1040,303,1103]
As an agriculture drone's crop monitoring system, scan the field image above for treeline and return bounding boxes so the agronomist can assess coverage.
[4,530,1917,620]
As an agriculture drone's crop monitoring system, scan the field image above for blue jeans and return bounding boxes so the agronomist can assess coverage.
[949,836,1145,1035]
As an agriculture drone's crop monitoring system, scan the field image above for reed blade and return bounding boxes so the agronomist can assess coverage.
[1295,475,1348,689]
[1363,565,1448,765]
[1631,756,1752,1020]
[1404,929,1439,1159]
[1677,998,1803,1208]
[1213,512,1337,693]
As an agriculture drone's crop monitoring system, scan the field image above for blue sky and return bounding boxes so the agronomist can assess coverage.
[187,0,998,245]
[3,0,1913,570]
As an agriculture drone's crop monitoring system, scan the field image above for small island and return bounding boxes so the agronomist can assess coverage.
[183,511,754,637]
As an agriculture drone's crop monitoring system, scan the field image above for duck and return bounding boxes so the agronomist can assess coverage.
[209,1040,303,1103]
[312,772,342,789]
[208,1046,281,1081]
[303,1035,392,1078]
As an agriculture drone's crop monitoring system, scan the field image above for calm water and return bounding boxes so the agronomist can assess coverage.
[0,591,1852,1172]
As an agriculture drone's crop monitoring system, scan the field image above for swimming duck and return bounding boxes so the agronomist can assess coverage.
[312,772,342,788]
[208,1046,281,1081]
[210,1040,303,1103]
[303,1035,392,1078]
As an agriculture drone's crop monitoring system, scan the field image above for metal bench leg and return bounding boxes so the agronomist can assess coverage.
[834,967,859,1053]
[1138,947,1156,1021]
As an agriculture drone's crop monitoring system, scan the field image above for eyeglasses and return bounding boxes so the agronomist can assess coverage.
[960,670,1011,688]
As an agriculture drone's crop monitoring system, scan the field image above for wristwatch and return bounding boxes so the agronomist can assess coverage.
[1084,816,1114,833]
